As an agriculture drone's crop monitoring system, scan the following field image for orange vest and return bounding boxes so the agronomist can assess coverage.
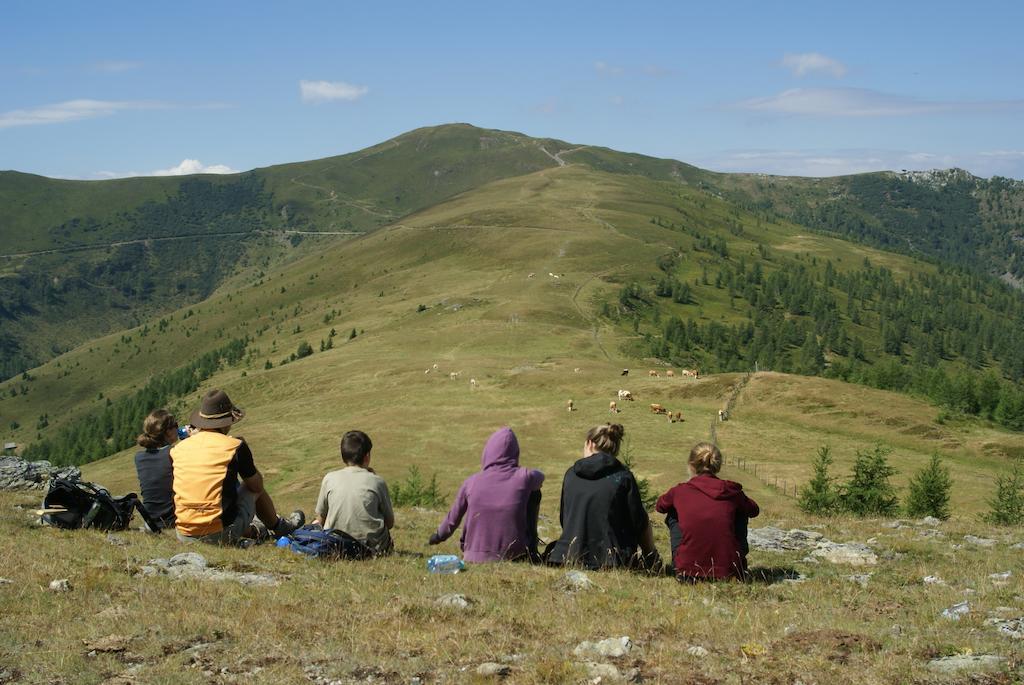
[170,431,243,537]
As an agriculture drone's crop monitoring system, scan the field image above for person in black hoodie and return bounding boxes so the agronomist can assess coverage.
[546,423,661,570]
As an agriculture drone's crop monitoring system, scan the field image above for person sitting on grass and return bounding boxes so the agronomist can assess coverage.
[546,423,661,570]
[655,442,759,581]
[428,427,544,562]
[134,409,180,531]
[171,389,305,545]
[312,430,395,556]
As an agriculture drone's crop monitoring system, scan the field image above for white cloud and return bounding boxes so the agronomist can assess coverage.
[734,87,1024,117]
[299,79,368,103]
[0,99,166,129]
[781,52,847,78]
[149,159,237,176]
[594,60,624,76]
[90,60,143,73]
[609,95,625,106]
[80,159,238,180]
[699,148,1024,179]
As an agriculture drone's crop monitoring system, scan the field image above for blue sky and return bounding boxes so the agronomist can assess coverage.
[2,1,1023,180]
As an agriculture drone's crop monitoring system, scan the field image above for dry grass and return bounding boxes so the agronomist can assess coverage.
[1,491,1022,684]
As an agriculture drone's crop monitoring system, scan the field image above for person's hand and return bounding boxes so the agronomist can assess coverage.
[428,533,443,545]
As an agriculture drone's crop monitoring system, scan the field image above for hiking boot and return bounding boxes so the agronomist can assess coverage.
[250,518,271,542]
[273,510,305,537]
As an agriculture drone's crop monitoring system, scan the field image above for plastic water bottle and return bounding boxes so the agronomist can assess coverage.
[427,554,465,574]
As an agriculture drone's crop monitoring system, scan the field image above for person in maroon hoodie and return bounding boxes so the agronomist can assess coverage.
[655,442,759,581]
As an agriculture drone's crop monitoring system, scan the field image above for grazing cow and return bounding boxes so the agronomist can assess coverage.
[650,403,667,415]
[573,367,581,373]
[621,368,629,376]
[718,409,728,422]
[674,411,683,423]
[528,273,536,279]
[424,368,431,374]
[681,368,700,379]
[450,372,460,380]
[470,378,478,388]
[649,369,659,377]
[433,363,439,370]
[609,400,618,413]
[617,390,633,401]
[665,369,675,377]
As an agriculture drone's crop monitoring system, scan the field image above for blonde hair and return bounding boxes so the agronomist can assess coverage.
[137,409,175,449]
[586,423,625,457]
[689,442,722,475]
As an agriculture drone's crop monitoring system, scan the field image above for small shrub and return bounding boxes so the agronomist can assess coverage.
[296,341,313,359]
[905,454,952,520]
[837,443,899,517]
[620,440,656,510]
[984,461,1024,526]
[798,445,838,515]
[390,465,446,508]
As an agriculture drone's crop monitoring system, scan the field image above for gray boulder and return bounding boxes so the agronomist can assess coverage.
[573,636,634,659]
[927,655,1006,673]
[0,456,81,491]
[140,553,278,587]
[985,616,1024,640]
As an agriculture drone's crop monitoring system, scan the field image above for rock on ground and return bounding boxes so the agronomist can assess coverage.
[573,636,634,659]
[942,601,971,620]
[963,535,997,547]
[747,527,823,552]
[436,593,472,610]
[475,662,511,677]
[686,645,709,657]
[926,655,1007,673]
[0,456,81,491]
[559,570,595,593]
[985,616,1024,640]
[48,578,71,593]
[749,527,877,566]
[140,552,278,587]
[811,542,877,566]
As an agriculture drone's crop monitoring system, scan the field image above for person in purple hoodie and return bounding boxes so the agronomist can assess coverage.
[428,427,545,562]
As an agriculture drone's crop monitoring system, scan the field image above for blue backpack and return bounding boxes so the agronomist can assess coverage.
[277,525,373,560]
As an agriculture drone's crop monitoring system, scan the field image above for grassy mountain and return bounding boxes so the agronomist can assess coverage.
[0,159,1020,520]
[4,124,1024,684]
[0,124,570,381]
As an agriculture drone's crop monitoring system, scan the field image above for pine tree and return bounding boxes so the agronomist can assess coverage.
[984,461,1024,526]
[837,444,899,516]
[904,454,952,520]
[797,332,824,375]
[798,445,838,515]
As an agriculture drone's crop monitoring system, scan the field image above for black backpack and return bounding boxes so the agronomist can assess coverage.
[41,477,160,532]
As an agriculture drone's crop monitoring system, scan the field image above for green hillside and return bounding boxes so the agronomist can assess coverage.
[0,124,570,381]
[0,161,1020,527]
[714,168,1024,283]
[4,123,1023,387]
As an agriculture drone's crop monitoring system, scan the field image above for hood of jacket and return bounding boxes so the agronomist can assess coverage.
[572,451,624,480]
[481,427,520,470]
[686,473,744,500]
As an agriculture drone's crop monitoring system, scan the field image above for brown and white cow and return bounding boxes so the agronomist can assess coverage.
[567,399,575,412]
[665,369,675,377]
[617,390,633,401]
[649,369,660,377]
[609,400,618,413]
[650,403,668,415]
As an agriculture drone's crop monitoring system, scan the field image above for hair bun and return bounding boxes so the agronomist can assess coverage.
[607,423,624,440]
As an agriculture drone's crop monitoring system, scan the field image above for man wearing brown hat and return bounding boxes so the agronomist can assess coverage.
[170,389,304,544]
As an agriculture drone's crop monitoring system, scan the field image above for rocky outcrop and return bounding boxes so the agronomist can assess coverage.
[748,527,878,566]
[0,456,80,491]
